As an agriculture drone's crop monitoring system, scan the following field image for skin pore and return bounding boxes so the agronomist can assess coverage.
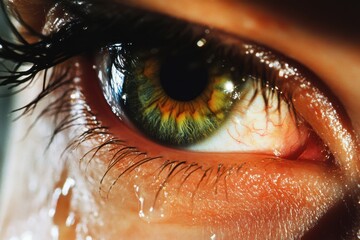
[0,0,359,239]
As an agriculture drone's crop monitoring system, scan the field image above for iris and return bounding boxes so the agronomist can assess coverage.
[101,41,251,146]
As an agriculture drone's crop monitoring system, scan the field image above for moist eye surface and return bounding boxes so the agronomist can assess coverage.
[96,25,330,160]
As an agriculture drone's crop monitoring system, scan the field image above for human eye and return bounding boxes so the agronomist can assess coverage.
[0,1,359,240]
[93,16,327,158]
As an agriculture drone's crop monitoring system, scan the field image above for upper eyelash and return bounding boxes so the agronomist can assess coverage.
[0,0,296,116]
[0,1,194,100]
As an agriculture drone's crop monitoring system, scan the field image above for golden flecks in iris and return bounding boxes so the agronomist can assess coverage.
[192,111,203,122]
[125,58,242,145]
[216,112,225,120]
[176,112,188,126]
[208,90,226,113]
[208,76,235,115]
[143,58,159,79]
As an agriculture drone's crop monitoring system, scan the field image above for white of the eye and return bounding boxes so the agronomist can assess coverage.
[188,86,304,157]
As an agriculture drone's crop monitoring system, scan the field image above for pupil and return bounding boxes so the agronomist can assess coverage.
[160,53,209,101]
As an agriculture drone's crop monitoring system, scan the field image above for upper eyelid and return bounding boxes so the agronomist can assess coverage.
[0,1,308,106]
[1,0,356,131]
[0,2,292,109]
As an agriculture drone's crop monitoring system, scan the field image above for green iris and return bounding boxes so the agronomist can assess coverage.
[118,47,248,146]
